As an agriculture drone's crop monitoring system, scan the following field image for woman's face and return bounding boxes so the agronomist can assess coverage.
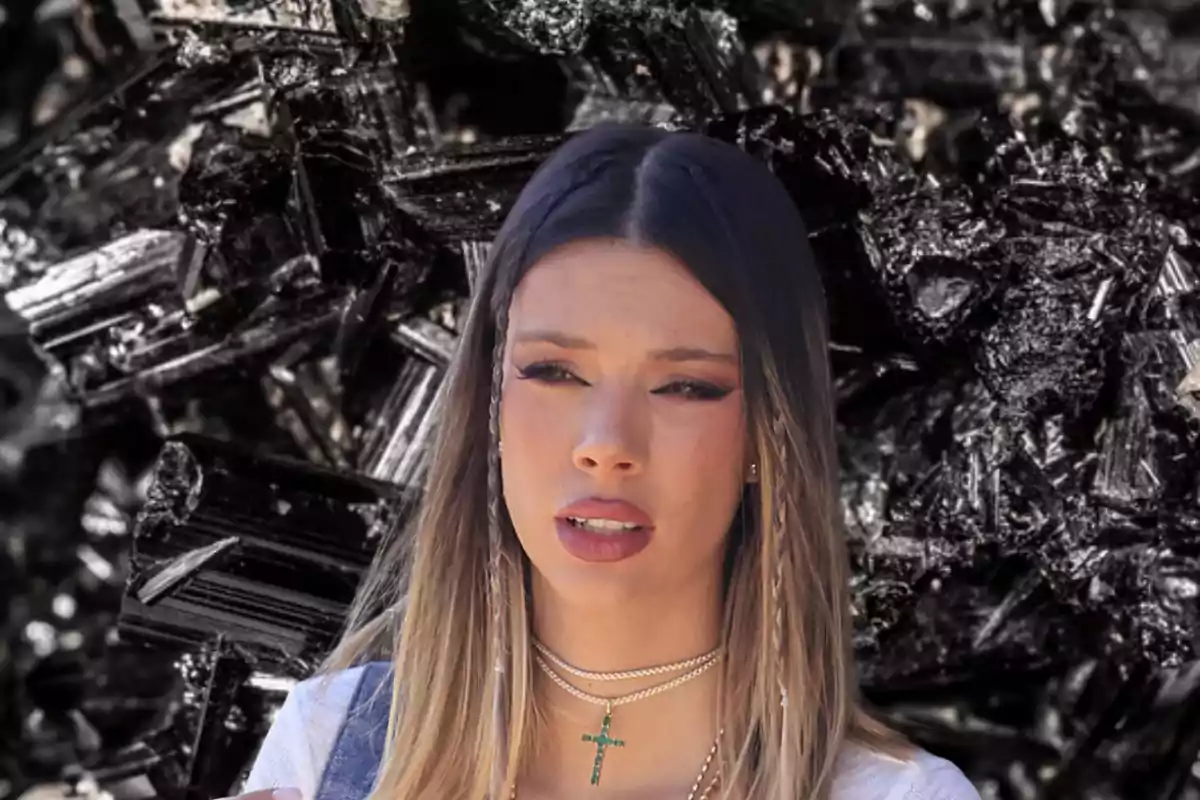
[499,237,750,608]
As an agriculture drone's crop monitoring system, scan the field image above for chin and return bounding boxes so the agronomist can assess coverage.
[530,560,660,609]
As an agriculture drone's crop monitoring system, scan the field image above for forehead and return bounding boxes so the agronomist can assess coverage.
[509,238,736,343]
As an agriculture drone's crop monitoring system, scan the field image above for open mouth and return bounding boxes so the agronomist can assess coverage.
[564,516,645,534]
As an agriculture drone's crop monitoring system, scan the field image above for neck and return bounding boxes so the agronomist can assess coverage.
[520,570,725,798]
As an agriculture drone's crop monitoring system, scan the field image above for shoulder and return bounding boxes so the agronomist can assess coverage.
[239,662,386,798]
[290,662,378,719]
[832,741,980,800]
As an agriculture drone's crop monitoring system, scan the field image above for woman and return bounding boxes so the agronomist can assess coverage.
[229,122,980,800]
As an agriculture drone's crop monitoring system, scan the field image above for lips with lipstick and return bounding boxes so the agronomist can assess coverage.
[554,498,654,563]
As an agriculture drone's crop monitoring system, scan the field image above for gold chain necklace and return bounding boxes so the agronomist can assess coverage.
[531,645,723,789]
[532,639,722,681]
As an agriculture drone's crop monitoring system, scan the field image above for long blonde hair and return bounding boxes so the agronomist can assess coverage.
[321,122,914,799]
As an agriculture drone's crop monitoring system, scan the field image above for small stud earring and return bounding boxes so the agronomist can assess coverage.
[748,463,758,481]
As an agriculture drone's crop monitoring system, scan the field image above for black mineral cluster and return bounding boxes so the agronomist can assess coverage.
[1,0,1198,799]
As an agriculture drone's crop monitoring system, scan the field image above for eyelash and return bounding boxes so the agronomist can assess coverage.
[515,362,732,402]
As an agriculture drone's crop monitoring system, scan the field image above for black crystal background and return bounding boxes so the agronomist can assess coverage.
[2,0,1199,798]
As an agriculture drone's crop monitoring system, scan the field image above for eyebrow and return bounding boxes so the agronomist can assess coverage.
[511,330,739,365]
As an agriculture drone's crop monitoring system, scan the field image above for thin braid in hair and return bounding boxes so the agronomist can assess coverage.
[487,308,508,644]
[486,302,510,798]
[769,409,794,799]
[769,410,789,708]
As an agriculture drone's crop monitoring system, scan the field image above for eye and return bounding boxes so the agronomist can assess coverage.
[652,380,732,401]
[515,361,586,385]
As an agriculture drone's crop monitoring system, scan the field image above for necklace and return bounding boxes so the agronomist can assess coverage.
[508,728,724,800]
[532,639,722,681]
[532,648,722,787]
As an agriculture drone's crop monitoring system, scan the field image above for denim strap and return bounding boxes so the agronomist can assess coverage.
[314,661,394,800]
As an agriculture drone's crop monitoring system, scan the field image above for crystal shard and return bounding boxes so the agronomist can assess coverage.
[120,435,400,666]
[151,0,337,33]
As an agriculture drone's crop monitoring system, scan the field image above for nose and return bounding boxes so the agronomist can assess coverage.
[572,390,645,476]
[573,440,642,475]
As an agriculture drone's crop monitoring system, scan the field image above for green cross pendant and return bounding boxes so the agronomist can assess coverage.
[581,702,625,786]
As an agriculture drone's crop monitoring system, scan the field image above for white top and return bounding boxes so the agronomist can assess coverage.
[239,665,982,800]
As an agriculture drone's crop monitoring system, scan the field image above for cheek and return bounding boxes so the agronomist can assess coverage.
[640,406,745,573]
[498,382,568,511]
[653,403,746,513]
[643,407,744,551]
[500,380,566,452]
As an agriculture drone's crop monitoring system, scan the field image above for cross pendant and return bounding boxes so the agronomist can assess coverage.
[581,701,625,786]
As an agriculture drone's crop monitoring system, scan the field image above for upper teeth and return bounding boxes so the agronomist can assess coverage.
[567,517,642,532]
